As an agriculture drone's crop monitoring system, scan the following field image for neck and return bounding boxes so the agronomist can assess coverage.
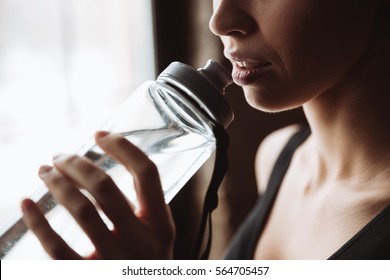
[303,15,390,185]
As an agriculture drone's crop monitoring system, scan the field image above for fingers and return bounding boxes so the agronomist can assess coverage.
[28,130,174,259]
[21,198,82,260]
[36,165,117,255]
[51,154,139,234]
[95,131,170,223]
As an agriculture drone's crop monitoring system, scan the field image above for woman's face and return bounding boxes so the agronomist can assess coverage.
[210,0,380,112]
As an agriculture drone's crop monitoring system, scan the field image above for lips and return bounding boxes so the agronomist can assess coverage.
[232,60,272,85]
[225,52,272,85]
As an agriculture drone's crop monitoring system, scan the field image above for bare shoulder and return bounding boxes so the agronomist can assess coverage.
[255,124,303,194]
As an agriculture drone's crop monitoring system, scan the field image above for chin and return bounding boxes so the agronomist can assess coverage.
[243,87,304,113]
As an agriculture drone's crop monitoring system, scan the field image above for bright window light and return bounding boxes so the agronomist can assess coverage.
[0,0,156,225]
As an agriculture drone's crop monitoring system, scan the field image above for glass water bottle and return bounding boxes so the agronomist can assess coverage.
[0,59,233,259]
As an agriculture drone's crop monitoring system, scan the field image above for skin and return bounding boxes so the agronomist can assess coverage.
[22,0,390,259]
[210,0,380,112]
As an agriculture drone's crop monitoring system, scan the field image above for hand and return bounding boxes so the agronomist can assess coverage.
[21,131,176,259]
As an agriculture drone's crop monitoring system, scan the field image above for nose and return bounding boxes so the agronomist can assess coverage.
[209,0,255,37]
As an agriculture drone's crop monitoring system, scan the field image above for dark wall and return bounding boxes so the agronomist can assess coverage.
[153,0,193,71]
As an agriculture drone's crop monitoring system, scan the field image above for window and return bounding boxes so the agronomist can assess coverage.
[0,0,156,225]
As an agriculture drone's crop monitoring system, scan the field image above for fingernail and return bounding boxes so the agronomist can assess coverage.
[21,198,35,213]
[95,130,110,139]
[52,153,73,164]
[52,153,65,161]
[38,165,53,176]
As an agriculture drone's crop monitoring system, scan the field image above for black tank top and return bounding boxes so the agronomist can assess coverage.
[224,126,390,260]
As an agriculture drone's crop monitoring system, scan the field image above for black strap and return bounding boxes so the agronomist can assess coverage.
[192,122,229,259]
[249,126,311,253]
[223,126,310,259]
[260,126,311,225]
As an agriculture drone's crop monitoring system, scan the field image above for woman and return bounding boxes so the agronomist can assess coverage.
[21,0,390,259]
[211,0,390,259]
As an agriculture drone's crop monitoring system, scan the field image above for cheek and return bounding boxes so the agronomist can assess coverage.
[277,1,376,75]
[250,1,377,110]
